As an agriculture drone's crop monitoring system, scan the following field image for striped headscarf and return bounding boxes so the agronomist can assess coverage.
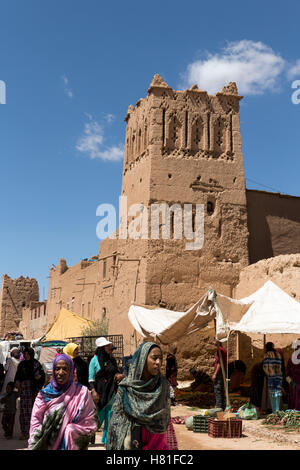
[106,342,170,450]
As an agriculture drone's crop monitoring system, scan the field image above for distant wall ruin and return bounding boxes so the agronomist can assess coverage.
[0,275,39,338]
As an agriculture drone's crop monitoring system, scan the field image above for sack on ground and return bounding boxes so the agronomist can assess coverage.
[238,402,258,420]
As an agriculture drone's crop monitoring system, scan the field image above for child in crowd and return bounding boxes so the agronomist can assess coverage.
[1,382,18,439]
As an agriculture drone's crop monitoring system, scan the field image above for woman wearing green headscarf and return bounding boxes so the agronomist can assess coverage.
[106,342,171,450]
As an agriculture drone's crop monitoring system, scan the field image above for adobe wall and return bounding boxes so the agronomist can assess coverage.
[46,257,100,329]
[0,275,39,338]
[246,190,300,264]
[46,240,149,355]
[20,302,47,339]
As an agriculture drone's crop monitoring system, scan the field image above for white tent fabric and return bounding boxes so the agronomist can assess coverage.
[128,290,249,344]
[231,280,300,334]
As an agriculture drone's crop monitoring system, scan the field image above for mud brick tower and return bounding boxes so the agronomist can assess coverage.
[120,75,249,312]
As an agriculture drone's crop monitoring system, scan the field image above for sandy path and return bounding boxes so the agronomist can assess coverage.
[172,405,300,450]
[0,404,299,451]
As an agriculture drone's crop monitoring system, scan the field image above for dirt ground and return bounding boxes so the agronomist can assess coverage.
[1,404,299,451]
[170,404,300,450]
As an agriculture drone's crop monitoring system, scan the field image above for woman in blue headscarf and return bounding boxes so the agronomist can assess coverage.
[106,342,172,450]
[28,354,97,450]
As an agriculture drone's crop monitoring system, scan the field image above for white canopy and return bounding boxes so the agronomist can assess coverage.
[128,290,249,344]
[231,280,300,335]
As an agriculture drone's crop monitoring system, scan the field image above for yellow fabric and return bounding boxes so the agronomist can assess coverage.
[44,308,94,341]
[63,343,80,358]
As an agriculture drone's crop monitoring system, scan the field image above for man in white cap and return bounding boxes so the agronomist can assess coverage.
[95,337,113,349]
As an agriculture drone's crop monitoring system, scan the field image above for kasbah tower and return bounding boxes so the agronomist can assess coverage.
[89,73,249,354]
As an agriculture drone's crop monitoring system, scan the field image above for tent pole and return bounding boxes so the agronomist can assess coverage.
[226,331,232,409]
[236,331,239,360]
[217,343,230,410]
[214,319,230,410]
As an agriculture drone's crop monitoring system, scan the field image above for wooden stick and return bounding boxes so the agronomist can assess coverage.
[217,344,230,409]
[214,318,230,409]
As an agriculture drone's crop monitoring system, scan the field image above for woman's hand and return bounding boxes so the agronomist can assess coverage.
[115,373,125,384]
[91,389,99,403]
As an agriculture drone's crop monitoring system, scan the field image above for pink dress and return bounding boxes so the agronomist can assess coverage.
[28,382,97,450]
[141,427,170,450]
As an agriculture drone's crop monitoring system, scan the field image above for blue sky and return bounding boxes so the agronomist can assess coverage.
[1,0,300,298]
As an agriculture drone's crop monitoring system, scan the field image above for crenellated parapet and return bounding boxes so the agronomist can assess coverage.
[123,74,243,171]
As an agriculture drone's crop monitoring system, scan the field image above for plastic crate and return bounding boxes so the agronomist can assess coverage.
[208,418,242,438]
[193,415,209,433]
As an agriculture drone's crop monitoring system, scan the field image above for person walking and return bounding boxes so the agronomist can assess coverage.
[63,343,89,387]
[166,346,178,406]
[1,381,18,439]
[262,342,283,413]
[0,363,4,393]
[89,337,124,446]
[1,348,20,395]
[212,339,227,411]
[14,347,45,440]
[250,361,265,411]
[28,353,97,450]
[106,341,173,450]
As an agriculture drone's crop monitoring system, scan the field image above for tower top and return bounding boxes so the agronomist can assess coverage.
[216,81,242,99]
[148,74,171,94]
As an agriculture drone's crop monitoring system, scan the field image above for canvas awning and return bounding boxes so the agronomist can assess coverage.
[42,308,94,342]
[128,290,250,344]
[231,280,300,335]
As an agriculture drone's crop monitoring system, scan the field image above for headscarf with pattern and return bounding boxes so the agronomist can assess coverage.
[106,341,170,450]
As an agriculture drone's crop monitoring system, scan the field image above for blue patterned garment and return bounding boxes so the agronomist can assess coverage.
[263,352,283,393]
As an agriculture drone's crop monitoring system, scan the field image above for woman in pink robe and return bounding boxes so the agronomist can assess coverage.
[28,354,97,450]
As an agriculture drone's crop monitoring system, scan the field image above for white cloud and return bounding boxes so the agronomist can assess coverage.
[76,120,123,162]
[105,113,115,123]
[287,60,300,80]
[62,74,74,99]
[84,112,93,120]
[182,40,286,95]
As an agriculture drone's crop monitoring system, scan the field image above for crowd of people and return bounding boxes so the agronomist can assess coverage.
[0,338,178,450]
[1,336,300,450]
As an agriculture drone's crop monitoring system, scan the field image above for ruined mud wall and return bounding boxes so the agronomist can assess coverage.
[246,190,300,265]
[159,326,239,382]
[0,275,39,338]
